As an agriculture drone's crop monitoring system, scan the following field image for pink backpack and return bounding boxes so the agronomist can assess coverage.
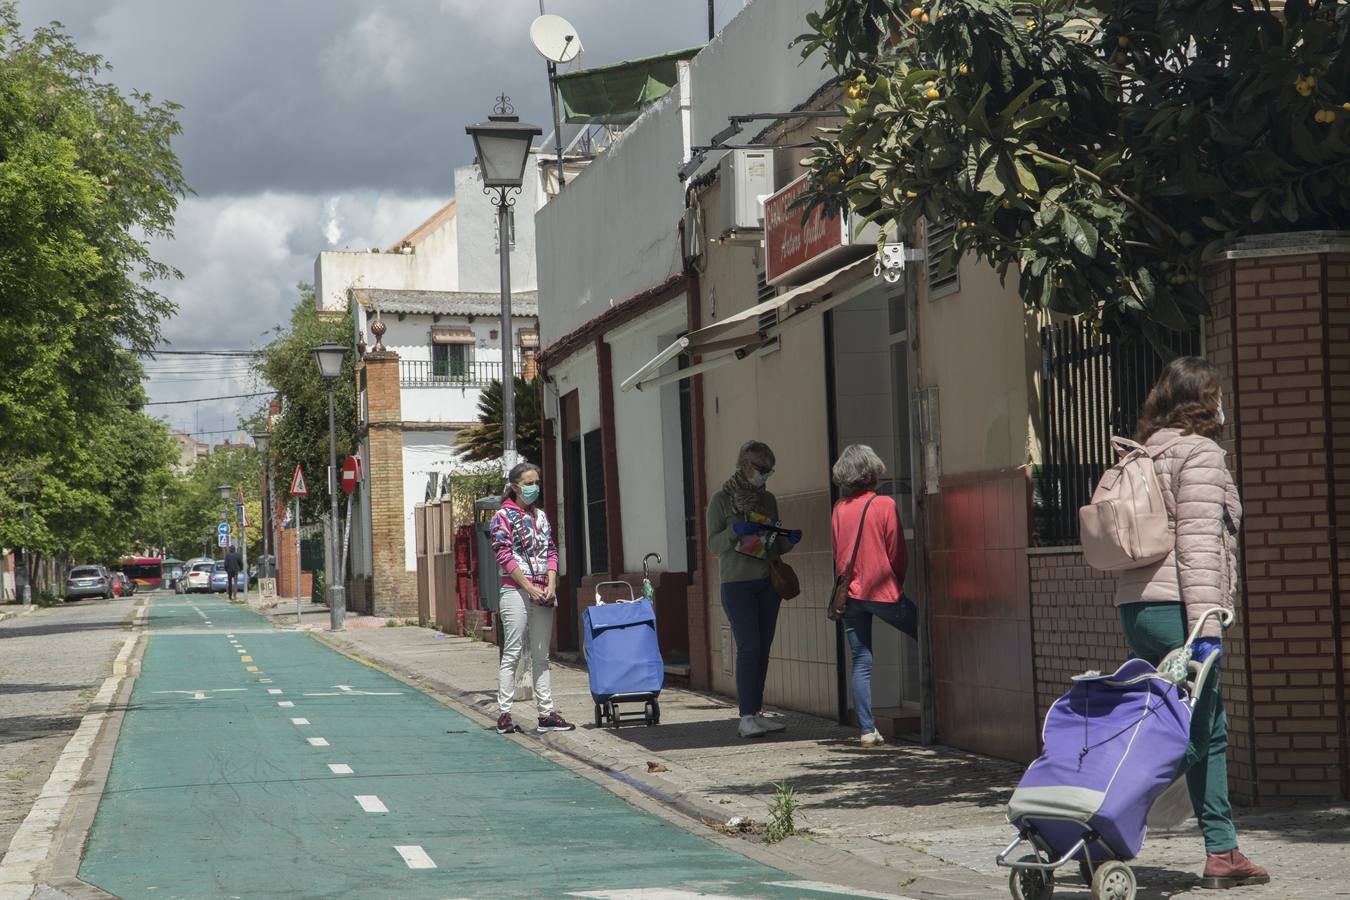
[1079,436,1182,571]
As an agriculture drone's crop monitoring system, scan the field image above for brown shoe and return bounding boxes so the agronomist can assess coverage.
[1201,848,1270,889]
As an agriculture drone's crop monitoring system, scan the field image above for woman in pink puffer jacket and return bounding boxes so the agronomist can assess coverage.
[1115,356,1268,890]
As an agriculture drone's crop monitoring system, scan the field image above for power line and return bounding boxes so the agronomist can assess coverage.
[150,349,258,357]
[143,391,275,406]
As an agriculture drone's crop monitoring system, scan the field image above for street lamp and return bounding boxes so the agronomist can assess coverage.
[251,430,272,579]
[466,95,541,474]
[312,341,348,631]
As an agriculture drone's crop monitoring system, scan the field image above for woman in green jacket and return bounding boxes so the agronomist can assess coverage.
[707,440,801,738]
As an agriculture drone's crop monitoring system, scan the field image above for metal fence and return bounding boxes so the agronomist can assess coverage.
[1034,320,1201,546]
[400,359,523,388]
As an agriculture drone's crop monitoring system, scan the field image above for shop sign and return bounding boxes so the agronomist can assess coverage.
[764,174,848,285]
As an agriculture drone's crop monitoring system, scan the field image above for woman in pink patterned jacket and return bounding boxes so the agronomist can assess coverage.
[488,462,574,735]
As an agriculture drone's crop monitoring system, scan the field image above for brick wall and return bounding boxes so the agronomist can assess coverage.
[1028,549,1128,725]
[361,352,418,619]
[1204,245,1350,804]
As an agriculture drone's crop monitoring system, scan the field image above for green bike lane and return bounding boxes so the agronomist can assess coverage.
[78,596,827,899]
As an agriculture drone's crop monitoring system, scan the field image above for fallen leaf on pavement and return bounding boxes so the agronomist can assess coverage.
[646,761,669,773]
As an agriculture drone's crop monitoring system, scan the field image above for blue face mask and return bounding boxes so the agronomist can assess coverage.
[519,484,541,505]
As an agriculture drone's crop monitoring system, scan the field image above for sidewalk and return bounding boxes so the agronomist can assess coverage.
[252,597,1348,899]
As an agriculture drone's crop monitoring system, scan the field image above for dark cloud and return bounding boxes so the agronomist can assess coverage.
[15,0,746,439]
[20,1,740,196]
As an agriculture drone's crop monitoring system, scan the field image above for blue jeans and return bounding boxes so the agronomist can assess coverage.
[720,578,781,716]
[844,597,917,734]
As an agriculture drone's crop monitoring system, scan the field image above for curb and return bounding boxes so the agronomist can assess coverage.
[0,612,145,900]
[0,604,40,624]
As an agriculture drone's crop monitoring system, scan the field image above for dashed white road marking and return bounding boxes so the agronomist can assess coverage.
[277,701,294,708]
[394,845,435,869]
[306,737,329,747]
[153,689,246,701]
[355,795,388,813]
[303,684,402,697]
[258,678,272,683]
[328,763,353,774]
[290,718,310,725]
[267,689,283,695]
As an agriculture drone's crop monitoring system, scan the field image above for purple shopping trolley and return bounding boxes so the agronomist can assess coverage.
[996,606,1233,900]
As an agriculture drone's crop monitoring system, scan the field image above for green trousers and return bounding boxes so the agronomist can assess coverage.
[1119,602,1237,853]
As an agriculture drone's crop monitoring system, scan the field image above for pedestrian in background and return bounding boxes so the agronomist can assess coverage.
[223,544,242,601]
[830,445,915,748]
[489,462,574,735]
[1115,356,1268,889]
[707,440,801,739]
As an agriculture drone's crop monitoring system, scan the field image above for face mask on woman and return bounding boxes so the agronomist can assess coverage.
[748,470,768,489]
[519,483,541,505]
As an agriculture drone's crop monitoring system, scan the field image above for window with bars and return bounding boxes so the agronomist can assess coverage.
[926,218,960,300]
[583,429,608,573]
[431,343,468,377]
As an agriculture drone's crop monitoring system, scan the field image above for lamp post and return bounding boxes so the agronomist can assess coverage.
[466,96,541,474]
[312,342,348,631]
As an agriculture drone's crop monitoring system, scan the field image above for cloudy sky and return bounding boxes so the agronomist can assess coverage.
[18,1,743,441]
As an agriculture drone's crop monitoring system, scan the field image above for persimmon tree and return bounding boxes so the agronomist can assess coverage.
[795,0,1350,339]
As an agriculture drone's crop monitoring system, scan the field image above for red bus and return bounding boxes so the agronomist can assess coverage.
[121,557,164,590]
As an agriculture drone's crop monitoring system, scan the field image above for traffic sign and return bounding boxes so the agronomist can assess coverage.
[217,522,231,538]
[341,455,360,495]
[236,503,249,528]
[289,464,308,497]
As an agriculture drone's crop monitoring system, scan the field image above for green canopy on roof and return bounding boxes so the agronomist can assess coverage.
[555,46,702,126]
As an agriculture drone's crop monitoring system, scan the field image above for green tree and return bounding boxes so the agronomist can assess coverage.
[0,6,185,456]
[794,0,1350,340]
[160,444,264,561]
[255,286,357,520]
[454,376,542,465]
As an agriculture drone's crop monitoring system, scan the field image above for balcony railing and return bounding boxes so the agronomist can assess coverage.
[400,359,523,388]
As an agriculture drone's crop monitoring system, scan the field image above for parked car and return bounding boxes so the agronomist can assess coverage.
[65,565,113,602]
[111,572,136,597]
[167,566,184,593]
[210,560,247,593]
[184,561,214,593]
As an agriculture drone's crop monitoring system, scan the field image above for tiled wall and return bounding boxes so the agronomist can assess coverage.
[1028,549,1129,724]
[928,470,1038,763]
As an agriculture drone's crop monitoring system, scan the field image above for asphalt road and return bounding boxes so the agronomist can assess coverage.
[77,596,829,899]
[0,597,136,864]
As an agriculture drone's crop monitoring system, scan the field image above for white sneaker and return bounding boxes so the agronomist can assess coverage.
[861,730,886,748]
[738,715,767,738]
[754,714,786,733]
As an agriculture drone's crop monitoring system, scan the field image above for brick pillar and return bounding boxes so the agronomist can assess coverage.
[1204,232,1350,805]
[360,350,417,618]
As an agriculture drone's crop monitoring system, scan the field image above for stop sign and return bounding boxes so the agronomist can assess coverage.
[341,455,360,495]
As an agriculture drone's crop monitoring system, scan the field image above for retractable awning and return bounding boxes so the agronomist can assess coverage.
[620,256,874,392]
[555,47,702,126]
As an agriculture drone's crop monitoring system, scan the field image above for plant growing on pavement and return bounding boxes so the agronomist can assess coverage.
[794,0,1350,342]
[765,782,799,843]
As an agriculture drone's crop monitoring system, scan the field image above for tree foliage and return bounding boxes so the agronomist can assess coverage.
[158,445,264,562]
[455,376,542,465]
[0,6,186,583]
[795,0,1350,339]
[254,286,358,520]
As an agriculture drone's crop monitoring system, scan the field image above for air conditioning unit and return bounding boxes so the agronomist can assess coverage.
[718,149,772,239]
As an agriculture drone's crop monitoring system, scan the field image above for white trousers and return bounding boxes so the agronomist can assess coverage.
[497,587,554,715]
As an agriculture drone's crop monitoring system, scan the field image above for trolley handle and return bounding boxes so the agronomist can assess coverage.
[592,580,637,605]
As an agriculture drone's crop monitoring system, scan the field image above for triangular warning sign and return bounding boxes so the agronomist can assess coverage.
[289,464,309,497]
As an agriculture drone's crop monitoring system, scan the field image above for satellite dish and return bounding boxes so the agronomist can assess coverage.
[530,14,583,64]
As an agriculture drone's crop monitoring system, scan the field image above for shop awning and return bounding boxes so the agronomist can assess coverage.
[430,325,475,344]
[620,256,875,392]
[555,47,701,126]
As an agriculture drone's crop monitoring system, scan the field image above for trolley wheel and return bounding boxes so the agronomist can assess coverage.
[650,698,660,724]
[594,704,603,727]
[1078,857,1093,885]
[1008,855,1055,900]
[608,703,620,728]
[1090,861,1135,900]
[644,700,656,727]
